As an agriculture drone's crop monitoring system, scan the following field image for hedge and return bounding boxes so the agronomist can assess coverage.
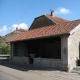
[0,44,10,54]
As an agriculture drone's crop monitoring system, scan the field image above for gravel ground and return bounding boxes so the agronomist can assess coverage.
[0,60,80,80]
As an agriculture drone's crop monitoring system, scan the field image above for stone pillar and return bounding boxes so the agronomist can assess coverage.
[60,35,69,71]
[9,43,14,61]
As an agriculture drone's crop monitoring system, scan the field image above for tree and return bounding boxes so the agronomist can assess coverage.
[0,44,10,55]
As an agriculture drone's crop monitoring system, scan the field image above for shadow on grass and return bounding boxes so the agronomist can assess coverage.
[0,59,58,72]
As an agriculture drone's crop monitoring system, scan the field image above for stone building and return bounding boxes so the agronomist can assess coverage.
[0,27,26,45]
[9,11,80,71]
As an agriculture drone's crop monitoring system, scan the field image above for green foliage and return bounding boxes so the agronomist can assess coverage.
[0,44,10,55]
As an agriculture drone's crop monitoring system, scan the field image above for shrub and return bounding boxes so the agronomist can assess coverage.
[0,44,10,55]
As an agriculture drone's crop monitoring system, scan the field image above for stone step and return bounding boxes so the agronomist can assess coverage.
[0,55,9,60]
[72,70,80,74]
[73,66,80,71]
[72,66,80,74]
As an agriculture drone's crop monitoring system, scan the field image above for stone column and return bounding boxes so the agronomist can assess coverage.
[9,42,14,61]
[60,35,69,71]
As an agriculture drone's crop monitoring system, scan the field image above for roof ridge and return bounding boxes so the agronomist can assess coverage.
[45,14,69,22]
[29,19,80,32]
[70,19,80,22]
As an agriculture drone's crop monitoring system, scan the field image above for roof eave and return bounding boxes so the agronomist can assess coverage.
[70,24,80,34]
[10,33,70,43]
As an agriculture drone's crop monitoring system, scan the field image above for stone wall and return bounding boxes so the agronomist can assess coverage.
[68,27,80,70]
[60,35,68,70]
[33,58,61,69]
[60,28,80,71]
[0,30,25,45]
[12,56,29,64]
[29,16,55,30]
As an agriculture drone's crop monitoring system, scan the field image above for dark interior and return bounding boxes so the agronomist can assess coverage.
[13,37,61,59]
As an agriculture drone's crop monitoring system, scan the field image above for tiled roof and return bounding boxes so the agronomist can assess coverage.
[29,13,69,30]
[10,19,80,42]
[45,14,69,23]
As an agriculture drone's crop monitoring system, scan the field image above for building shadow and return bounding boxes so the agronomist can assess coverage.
[0,59,59,72]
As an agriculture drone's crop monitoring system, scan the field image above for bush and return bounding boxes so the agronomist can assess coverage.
[77,58,80,66]
[0,44,10,55]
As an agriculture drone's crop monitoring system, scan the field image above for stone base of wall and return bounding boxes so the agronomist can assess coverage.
[33,58,61,69]
[12,56,29,64]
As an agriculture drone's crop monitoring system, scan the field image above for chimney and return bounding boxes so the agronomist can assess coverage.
[16,27,18,31]
[51,10,54,17]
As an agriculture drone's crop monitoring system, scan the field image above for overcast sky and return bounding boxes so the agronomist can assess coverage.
[0,0,80,36]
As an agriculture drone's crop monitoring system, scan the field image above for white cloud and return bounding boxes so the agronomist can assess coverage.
[12,23,28,30]
[0,26,7,33]
[0,23,28,36]
[2,26,7,31]
[55,7,71,14]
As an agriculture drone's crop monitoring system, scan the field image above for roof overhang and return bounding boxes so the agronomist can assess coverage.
[70,24,80,34]
[10,33,70,43]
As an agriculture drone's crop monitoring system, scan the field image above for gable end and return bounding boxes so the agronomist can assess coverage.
[70,24,80,34]
[29,15,56,30]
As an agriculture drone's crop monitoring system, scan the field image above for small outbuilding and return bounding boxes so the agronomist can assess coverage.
[9,11,80,71]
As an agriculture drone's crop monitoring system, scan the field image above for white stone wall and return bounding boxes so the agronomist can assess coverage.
[60,35,68,70]
[12,56,29,64]
[68,28,80,70]
[33,58,61,69]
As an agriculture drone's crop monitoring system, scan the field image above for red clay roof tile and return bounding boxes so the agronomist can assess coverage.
[10,19,80,42]
[45,14,69,23]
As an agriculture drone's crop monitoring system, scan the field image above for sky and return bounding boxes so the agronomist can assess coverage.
[0,0,80,36]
